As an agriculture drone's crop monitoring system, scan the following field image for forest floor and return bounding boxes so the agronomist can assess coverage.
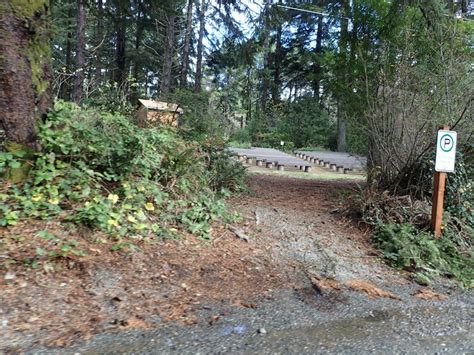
[1,172,473,353]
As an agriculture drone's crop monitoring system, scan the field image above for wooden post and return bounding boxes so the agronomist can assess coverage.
[431,125,449,238]
[431,171,446,238]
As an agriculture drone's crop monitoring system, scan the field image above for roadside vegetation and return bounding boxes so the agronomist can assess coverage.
[1,102,246,269]
[1,0,472,288]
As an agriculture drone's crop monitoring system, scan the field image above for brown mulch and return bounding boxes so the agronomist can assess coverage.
[413,288,448,301]
[0,217,285,349]
[344,280,401,300]
[1,173,390,351]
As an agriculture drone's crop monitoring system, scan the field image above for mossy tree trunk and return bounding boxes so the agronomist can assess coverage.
[194,0,206,93]
[0,0,52,152]
[72,0,86,104]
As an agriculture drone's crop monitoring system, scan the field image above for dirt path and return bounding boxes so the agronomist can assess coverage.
[1,173,472,353]
[231,174,405,285]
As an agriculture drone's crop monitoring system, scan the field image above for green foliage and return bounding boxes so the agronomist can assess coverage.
[0,102,244,246]
[204,143,247,193]
[82,79,136,116]
[374,223,473,287]
[277,98,336,149]
[445,149,474,231]
[233,98,336,151]
[170,89,221,139]
[251,131,294,151]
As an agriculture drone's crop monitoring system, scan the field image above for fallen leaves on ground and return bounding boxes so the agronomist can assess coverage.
[413,288,448,301]
[345,280,401,300]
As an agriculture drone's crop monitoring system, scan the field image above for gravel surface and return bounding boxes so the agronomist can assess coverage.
[16,174,474,354]
[35,286,473,354]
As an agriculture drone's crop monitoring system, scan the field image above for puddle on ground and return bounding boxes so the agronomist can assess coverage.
[244,307,446,352]
[294,287,349,311]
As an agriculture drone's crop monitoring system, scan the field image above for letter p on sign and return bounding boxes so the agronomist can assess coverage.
[435,130,457,173]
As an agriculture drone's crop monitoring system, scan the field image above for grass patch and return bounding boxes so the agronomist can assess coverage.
[247,165,366,182]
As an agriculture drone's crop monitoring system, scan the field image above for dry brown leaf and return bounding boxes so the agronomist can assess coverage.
[309,275,341,293]
[345,280,401,300]
[121,317,150,329]
[232,299,257,308]
[414,288,448,301]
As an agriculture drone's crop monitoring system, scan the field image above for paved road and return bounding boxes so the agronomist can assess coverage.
[229,147,310,168]
[297,150,367,171]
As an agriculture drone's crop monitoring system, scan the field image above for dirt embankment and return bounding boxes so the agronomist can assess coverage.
[2,174,409,351]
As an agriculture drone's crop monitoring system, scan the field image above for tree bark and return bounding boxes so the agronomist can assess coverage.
[161,14,176,96]
[72,0,86,104]
[0,0,52,151]
[272,21,282,105]
[114,6,126,85]
[260,0,271,113]
[180,0,193,88]
[60,0,73,100]
[313,15,323,102]
[194,0,206,93]
[337,0,349,152]
[131,0,144,102]
[94,0,104,83]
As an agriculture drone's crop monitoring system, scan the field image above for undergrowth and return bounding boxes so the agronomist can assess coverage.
[0,102,246,266]
[350,151,473,288]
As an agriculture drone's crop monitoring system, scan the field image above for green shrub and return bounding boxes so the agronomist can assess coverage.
[0,102,243,242]
[374,223,473,287]
[277,97,336,149]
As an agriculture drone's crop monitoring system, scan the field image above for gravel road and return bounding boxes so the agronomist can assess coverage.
[26,174,474,354]
[36,285,473,354]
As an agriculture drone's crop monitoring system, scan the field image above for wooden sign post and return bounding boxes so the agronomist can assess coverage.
[431,170,446,238]
[431,125,457,238]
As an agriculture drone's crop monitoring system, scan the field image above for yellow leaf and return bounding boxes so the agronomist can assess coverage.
[31,194,43,202]
[127,215,137,223]
[107,219,119,228]
[107,194,119,204]
[144,202,155,211]
[48,198,60,205]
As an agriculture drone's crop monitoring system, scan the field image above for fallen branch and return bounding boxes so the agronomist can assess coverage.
[228,226,250,242]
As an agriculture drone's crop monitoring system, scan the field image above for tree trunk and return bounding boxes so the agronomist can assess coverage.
[60,0,73,100]
[131,0,144,102]
[260,0,271,113]
[94,0,104,83]
[114,11,126,85]
[272,22,282,105]
[161,14,176,96]
[180,0,193,88]
[337,0,349,152]
[460,0,468,15]
[313,15,323,102]
[194,0,206,93]
[72,0,86,104]
[0,1,52,152]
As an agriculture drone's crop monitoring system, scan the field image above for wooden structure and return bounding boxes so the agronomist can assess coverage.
[136,99,183,127]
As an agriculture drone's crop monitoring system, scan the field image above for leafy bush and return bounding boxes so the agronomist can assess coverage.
[374,223,473,287]
[251,131,294,151]
[0,102,244,242]
[201,136,247,193]
[277,97,336,149]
